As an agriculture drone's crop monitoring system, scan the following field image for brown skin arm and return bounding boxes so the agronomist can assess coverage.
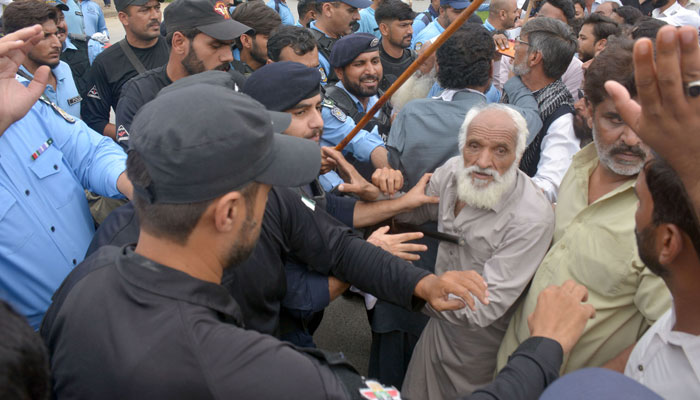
[602,343,635,373]
[328,276,351,301]
[103,123,117,140]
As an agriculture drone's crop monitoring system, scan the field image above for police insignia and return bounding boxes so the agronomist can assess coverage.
[38,95,75,123]
[415,42,423,51]
[358,380,401,400]
[213,1,231,18]
[87,85,100,99]
[116,125,129,142]
[319,66,328,84]
[331,106,346,122]
[370,38,379,47]
[67,95,82,106]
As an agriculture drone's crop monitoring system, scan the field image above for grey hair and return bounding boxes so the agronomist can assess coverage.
[521,17,577,79]
[458,104,528,161]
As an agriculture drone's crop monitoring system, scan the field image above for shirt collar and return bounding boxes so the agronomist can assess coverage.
[336,80,378,113]
[116,246,245,327]
[572,143,636,202]
[653,1,682,17]
[434,88,486,102]
[63,36,77,51]
[483,19,496,32]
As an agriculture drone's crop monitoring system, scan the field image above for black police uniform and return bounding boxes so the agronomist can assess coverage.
[378,41,416,93]
[81,36,169,134]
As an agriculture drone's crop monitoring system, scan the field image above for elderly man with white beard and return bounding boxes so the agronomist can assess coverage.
[396,104,555,400]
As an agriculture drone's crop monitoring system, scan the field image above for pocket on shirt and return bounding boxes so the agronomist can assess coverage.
[0,187,34,254]
[28,147,76,209]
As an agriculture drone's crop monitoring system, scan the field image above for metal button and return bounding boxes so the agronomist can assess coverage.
[25,189,30,196]
[72,259,77,265]
[53,164,58,170]
[50,226,55,232]
[638,364,644,372]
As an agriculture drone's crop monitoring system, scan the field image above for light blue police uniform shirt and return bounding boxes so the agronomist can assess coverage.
[358,7,381,38]
[81,0,108,37]
[483,19,496,32]
[0,99,126,329]
[60,0,85,36]
[18,62,82,118]
[412,18,444,50]
[267,0,295,25]
[412,6,438,39]
[310,21,333,85]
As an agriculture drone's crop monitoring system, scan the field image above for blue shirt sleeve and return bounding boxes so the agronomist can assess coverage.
[319,171,344,192]
[318,52,331,86]
[321,107,384,162]
[282,262,331,314]
[324,192,356,228]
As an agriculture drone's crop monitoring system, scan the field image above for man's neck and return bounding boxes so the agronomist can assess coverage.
[166,58,188,82]
[22,61,57,90]
[134,230,224,284]
[240,50,263,71]
[521,71,555,92]
[587,162,632,204]
[486,16,504,31]
[370,0,379,9]
[314,19,339,39]
[666,251,700,335]
[438,15,450,29]
[126,31,159,49]
[381,37,404,59]
[658,0,676,12]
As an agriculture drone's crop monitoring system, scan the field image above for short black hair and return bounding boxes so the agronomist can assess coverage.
[572,0,586,12]
[612,5,643,26]
[165,27,201,48]
[645,156,700,258]
[232,0,282,37]
[267,25,318,62]
[631,16,667,40]
[436,24,494,90]
[297,0,315,19]
[543,0,576,24]
[584,37,634,107]
[0,301,50,400]
[582,13,621,42]
[375,0,416,25]
[2,0,57,34]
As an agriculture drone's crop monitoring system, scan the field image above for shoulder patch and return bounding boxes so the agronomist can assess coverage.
[415,42,423,51]
[359,380,401,400]
[319,66,328,84]
[38,96,75,123]
[330,106,347,122]
[87,85,100,99]
[116,125,129,142]
[322,98,335,109]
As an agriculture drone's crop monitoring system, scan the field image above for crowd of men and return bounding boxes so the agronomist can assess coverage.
[1,0,699,398]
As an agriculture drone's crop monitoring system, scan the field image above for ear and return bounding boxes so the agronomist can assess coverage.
[118,11,129,27]
[529,50,542,67]
[499,9,507,20]
[378,22,390,37]
[240,33,254,50]
[658,224,684,266]
[594,38,607,55]
[323,2,333,16]
[171,31,189,55]
[212,191,245,233]
[334,66,344,81]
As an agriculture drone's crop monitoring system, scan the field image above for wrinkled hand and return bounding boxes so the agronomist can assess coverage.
[401,173,440,210]
[605,26,700,199]
[493,33,509,51]
[414,270,489,312]
[320,148,337,174]
[366,226,426,261]
[371,167,403,197]
[0,25,50,135]
[528,280,596,354]
[321,146,381,201]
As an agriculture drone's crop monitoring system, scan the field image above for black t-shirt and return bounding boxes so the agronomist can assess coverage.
[379,41,416,92]
[81,36,169,134]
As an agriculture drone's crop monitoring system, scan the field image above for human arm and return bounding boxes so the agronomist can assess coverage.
[531,114,580,203]
[503,76,544,144]
[0,25,50,135]
[602,343,635,373]
[114,78,147,149]
[320,105,385,163]
[605,25,700,218]
[80,57,116,139]
[366,226,427,261]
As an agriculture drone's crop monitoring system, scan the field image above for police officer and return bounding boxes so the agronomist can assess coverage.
[115,0,249,148]
[309,0,371,85]
[412,0,440,38]
[5,0,83,118]
[323,33,398,191]
[375,0,417,92]
[412,0,470,50]
[230,1,281,75]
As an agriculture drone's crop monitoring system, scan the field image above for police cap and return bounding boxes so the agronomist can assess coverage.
[316,0,372,9]
[439,0,471,10]
[164,0,251,40]
[330,33,380,69]
[242,62,322,112]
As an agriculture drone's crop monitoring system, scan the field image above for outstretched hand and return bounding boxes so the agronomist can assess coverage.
[400,173,440,210]
[414,270,490,312]
[366,226,426,261]
[322,146,382,201]
[0,25,50,135]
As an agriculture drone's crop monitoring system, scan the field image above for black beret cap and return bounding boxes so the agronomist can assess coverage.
[242,61,321,112]
[330,33,380,69]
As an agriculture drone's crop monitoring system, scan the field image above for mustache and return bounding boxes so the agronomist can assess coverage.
[360,74,378,82]
[610,144,646,160]
[215,63,230,72]
[148,20,160,28]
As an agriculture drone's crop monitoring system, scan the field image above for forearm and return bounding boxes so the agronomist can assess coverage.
[116,171,133,200]
[328,276,350,301]
[103,123,116,140]
[370,146,390,169]
[352,194,413,228]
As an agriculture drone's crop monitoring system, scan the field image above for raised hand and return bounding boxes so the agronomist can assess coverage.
[366,225,426,261]
[321,146,382,201]
[414,270,490,312]
[371,167,404,197]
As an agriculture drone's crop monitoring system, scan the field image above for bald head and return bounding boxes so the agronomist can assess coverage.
[488,0,519,30]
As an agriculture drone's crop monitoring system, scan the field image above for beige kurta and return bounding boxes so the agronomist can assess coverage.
[496,144,672,375]
[399,156,555,400]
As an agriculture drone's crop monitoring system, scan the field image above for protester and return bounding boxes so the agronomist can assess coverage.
[231,1,281,75]
[577,14,621,62]
[400,104,555,400]
[4,0,83,118]
[484,0,520,32]
[651,0,700,28]
[497,39,671,375]
[115,0,250,147]
[375,0,416,92]
[611,5,644,25]
[81,0,168,140]
[594,1,620,16]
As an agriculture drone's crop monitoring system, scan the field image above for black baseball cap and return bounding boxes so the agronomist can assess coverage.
[242,62,321,112]
[330,33,380,68]
[129,72,321,204]
[164,0,251,41]
[115,0,163,13]
[316,0,372,9]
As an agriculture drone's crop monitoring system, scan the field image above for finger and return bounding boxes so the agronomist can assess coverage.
[395,251,421,261]
[560,280,577,293]
[0,40,25,58]
[632,38,663,118]
[392,243,428,253]
[570,283,589,303]
[337,182,364,194]
[387,231,424,242]
[0,25,43,44]
[678,26,700,86]
[26,65,50,99]
[377,176,389,195]
[425,195,440,204]
[582,303,596,319]
[605,81,642,131]
[655,26,687,112]
[436,298,473,311]
[450,278,489,307]
[393,172,404,193]
[373,225,391,235]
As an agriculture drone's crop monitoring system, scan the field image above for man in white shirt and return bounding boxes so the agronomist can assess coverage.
[600,156,700,400]
[505,17,580,202]
[652,0,700,28]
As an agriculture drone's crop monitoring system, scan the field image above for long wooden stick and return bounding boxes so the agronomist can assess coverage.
[523,0,535,24]
[334,0,487,151]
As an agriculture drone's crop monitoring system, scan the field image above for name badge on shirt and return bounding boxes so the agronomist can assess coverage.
[75,11,83,16]
[67,95,82,106]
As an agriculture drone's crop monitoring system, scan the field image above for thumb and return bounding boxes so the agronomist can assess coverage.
[425,195,440,204]
[373,225,390,235]
[26,65,50,99]
[338,182,363,193]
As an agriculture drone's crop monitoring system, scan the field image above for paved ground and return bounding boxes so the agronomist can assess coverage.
[99,0,434,376]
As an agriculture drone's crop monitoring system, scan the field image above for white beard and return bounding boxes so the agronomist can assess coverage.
[390,68,437,113]
[456,163,517,209]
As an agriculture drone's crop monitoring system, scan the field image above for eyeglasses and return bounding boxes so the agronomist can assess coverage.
[515,36,529,46]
